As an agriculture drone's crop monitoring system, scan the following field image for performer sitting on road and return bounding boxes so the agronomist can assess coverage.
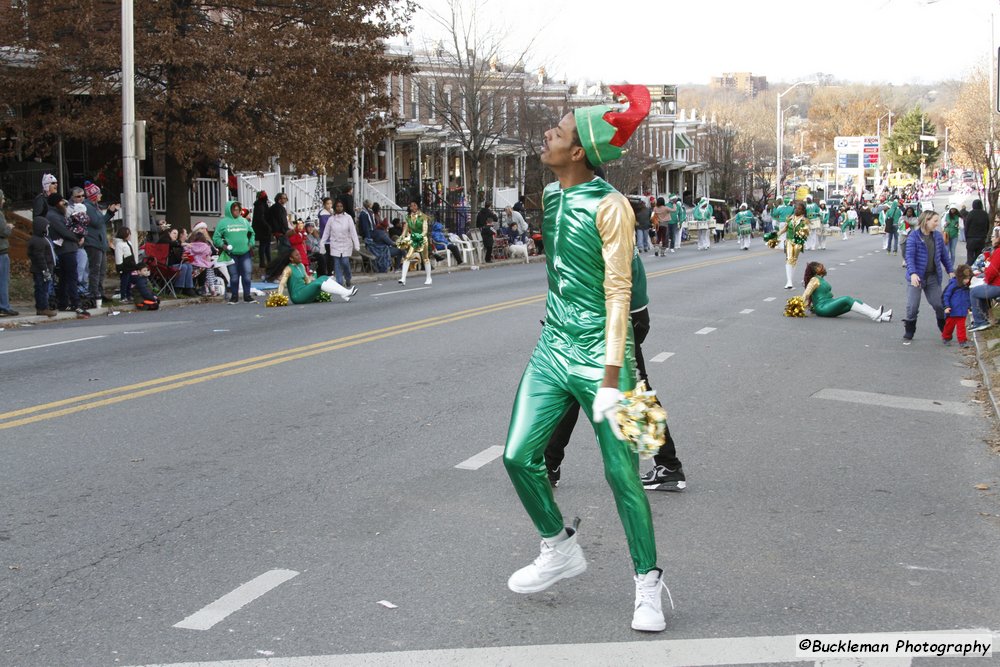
[277,249,357,304]
[801,261,891,322]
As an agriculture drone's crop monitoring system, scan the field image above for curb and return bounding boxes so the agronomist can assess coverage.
[972,331,1000,421]
[0,254,547,330]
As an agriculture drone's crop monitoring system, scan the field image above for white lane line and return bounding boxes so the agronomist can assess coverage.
[650,352,675,363]
[739,309,754,314]
[849,259,856,262]
[454,445,505,470]
[137,629,988,666]
[694,327,716,335]
[371,286,430,297]
[763,297,776,302]
[839,262,847,265]
[961,379,978,388]
[812,388,975,416]
[173,569,299,631]
[0,335,106,356]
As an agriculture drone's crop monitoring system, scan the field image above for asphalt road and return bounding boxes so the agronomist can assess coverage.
[1,224,998,667]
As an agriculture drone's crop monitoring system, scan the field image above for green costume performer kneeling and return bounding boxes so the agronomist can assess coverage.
[277,250,357,303]
[802,261,891,321]
[502,85,669,633]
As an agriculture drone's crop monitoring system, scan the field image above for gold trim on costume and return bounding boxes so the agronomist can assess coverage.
[595,192,635,367]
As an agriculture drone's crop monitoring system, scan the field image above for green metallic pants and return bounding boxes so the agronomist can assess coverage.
[502,328,657,574]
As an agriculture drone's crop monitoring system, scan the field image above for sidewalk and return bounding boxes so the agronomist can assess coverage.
[0,253,546,329]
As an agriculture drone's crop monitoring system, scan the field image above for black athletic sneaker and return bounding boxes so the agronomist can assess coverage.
[640,465,686,491]
[547,465,560,488]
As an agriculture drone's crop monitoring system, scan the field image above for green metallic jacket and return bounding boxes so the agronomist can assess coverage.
[542,177,634,368]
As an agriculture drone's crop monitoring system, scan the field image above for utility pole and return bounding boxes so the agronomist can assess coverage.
[121,0,137,242]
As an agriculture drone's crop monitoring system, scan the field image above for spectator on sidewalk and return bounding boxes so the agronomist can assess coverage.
[304,221,321,268]
[82,182,119,305]
[337,184,355,219]
[371,219,402,273]
[114,227,139,302]
[67,188,91,298]
[28,216,56,316]
[942,264,973,346]
[0,189,17,316]
[287,219,311,274]
[632,199,652,253]
[186,228,215,294]
[970,228,1000,332]
[214,200,256,303]
[165,228,198,296]
[33,173,58,217]
[431,221,462,265]
[268,192,290,243]
[506,205,528,236]
[358,200,376,247]
[965,199,990,265]
[46,193,88,317]
[252,191,271,270]
[319,199,359,287]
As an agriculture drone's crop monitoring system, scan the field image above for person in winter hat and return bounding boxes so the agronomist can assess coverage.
[502,85,670,634]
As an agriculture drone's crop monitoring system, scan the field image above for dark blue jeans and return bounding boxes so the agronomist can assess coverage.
[885,230,898,253]
[332,255,351,286]
[56,251,79,310]
[971,283,1000,327]
[33,272,50,311]
[227,251,253,299]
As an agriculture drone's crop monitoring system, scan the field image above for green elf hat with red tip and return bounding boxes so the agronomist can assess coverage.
[574,85,652,166]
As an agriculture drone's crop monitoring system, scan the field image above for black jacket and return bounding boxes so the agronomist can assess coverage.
[28,217,55,274]
[268,202,288,236]
[47,208,82,255]
[476,207,497,228]
[965,206,990,243]
[252,199,271,237]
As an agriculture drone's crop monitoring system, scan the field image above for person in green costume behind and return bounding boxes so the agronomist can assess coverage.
[801,261,891,321]
[942,206,961,262]
[501,85,669,633]
[276,249,357,303]
[693,196,713,250]
[816,199,830,250]
[735,203,755,251]
[771,196,793,247]
[804,195,821,250]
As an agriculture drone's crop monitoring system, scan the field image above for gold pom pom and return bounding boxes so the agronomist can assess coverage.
[784,296,806,317]
[266,294,289,308]
[615,381,668,460]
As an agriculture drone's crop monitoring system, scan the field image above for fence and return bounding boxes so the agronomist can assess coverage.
[493,186,519,209]
[142,177,222,215]
[236,172,282,212]
[284,175,320,221]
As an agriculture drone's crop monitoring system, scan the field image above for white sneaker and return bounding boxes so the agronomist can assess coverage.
[342,286,358,302]
[631,567,671,632]
[508,528,587,594]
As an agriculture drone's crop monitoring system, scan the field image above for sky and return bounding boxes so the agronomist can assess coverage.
[406,0,996,86]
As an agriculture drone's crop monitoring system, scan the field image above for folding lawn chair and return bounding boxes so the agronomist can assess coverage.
[141,243,179,298]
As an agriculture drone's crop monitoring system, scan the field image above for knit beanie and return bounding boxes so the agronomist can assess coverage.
[42,173,57,189]
[84,181,101,202]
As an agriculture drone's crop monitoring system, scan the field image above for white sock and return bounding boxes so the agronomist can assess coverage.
[543,529,570,547]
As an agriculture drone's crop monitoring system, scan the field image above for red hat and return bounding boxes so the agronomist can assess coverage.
[84,181,101,202]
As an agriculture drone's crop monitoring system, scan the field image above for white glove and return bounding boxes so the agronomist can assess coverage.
[592,387,624,440]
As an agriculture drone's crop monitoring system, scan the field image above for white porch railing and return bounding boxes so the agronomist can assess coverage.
[237,171,282,211]
[284,175,320,221]
[359,179,398,213]
[492,187,518,209]
[142,176,222,215]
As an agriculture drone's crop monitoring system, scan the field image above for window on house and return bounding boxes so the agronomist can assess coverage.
[411,81,419,120]
[399,77,405,116]
[427,82,436,120]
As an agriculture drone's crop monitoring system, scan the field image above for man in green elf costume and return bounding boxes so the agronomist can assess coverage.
[502,85,669,633]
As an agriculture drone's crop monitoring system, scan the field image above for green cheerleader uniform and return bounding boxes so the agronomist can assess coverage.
[503,176,656,573]
[735,210,754,234]
[804,275,859,317]
[282,263,324,304]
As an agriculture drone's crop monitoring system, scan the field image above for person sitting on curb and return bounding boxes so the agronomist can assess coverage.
[431,221,463,265]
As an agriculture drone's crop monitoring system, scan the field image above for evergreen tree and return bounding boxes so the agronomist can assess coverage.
[885,106,940,176]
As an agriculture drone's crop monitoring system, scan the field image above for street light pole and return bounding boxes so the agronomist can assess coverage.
[121,0,137,242]
[776,80,816,201]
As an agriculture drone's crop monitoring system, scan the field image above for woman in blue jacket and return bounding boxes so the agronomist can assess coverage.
[903,210,954,343]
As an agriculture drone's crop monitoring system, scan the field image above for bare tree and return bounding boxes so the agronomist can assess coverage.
[947,68,1000,214]
[421,0,536,212]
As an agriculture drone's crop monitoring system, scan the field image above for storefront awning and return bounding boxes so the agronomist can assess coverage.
[675,133,694,150]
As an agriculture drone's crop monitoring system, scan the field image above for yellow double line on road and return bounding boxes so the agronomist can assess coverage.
[0,250,769,430]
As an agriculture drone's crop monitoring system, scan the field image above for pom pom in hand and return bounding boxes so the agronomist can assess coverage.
[615,381,668,460]
[315,290,332,302]
[266,294,289,308]
[784,296,807,317]
[395,237,412,251]
[763,232,777,249]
